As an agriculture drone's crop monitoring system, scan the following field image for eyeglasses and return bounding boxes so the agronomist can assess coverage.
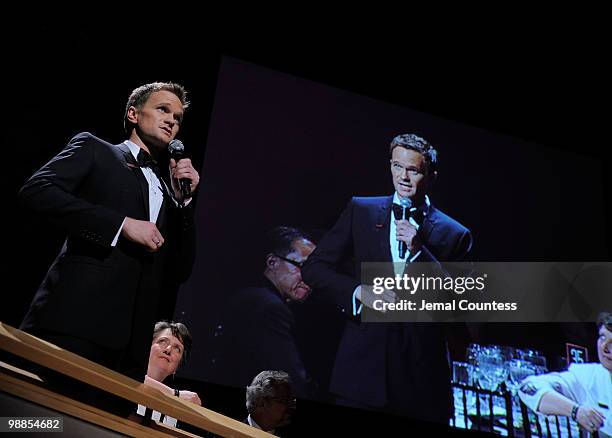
[273,253,304,269]
[269,396,297,407]
[390,160,423,177]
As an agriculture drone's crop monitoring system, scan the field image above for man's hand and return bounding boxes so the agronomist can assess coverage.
[356,285,397,312]
[170,158,200,201]
[121,217,164,252]
[576,405,605,433]
[395,219,421,253]
[178,390,202,406]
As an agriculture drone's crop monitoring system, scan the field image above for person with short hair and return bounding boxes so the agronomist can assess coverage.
[302,133,472,423]
[519,312,612,436]
[137,321,201,427]
[18,82,200,412]
[245,370,296,434]
[212,226,317,398]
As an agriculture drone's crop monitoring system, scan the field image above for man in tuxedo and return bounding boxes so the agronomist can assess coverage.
[18,82,200,398]
[212,226,316,398]
[301,133,472,423]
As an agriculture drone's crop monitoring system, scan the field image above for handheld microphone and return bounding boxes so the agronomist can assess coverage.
[392,198,412,258]
[167,139,191,199]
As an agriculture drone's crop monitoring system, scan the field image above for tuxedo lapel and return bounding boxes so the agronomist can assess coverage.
[420,202,437,244]
[155,193,169,230]
[117,143,150,220]
[376,196,393,262]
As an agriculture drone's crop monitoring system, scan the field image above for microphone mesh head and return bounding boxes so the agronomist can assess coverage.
[168,139,185,153]
[399,198,412,208]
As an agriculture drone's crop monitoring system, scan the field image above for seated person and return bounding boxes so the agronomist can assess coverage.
[245,370,296,434]
[213,226,317,398]
[136,321,201,427]
[519,312,612,436]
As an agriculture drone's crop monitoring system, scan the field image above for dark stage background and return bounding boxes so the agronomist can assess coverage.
[3,24,611,437]
[174,55,610,402]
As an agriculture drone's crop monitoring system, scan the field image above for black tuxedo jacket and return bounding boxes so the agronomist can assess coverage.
[19,132,195,370]
[301,196,471,420]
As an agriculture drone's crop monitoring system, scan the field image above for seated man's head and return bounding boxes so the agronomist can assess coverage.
[147,321,192,382]
[264,226,316,302]
[597,312,612,371]
[246,370,296,431]
[389,133,438,205]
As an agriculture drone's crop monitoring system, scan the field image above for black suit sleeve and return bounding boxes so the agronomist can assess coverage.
[164,202,196,284]
[417,227,473,264]
[301,198,361,312]
[408,225,473,295]
[257,302,314,398]
[17,132,124,247]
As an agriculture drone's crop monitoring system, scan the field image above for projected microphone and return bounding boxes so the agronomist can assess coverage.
[392,198,412,258]
[168,139,191,199]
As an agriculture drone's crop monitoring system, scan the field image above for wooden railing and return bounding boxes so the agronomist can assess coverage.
[0,322,274,437]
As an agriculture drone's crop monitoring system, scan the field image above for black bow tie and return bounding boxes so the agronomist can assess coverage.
[392,203,424,223]
[136,149,162,176]
[136,149,157,168]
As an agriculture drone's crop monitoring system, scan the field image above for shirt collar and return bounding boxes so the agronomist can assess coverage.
[247,415,260,429]
[123,140,142,161]
[247,415,275,434]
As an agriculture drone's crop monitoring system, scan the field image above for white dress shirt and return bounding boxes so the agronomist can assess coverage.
[110,140,167,246]
[136,402,177,428]
[519,363,612,436]
[389,192,426,274]
[247,415,274,434]
[352,193,429,315]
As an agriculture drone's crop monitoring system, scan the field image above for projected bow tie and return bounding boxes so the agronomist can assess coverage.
[392,203,424,223]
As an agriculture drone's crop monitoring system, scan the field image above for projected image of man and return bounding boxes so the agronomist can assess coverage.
[302,133,472,423]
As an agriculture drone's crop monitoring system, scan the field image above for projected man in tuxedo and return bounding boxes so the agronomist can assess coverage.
[18,82,200,387]
[301,133,472,423]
